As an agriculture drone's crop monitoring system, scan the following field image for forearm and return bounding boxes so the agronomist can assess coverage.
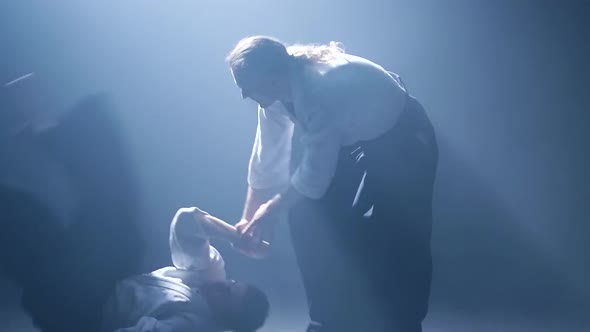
[241,186,280,221]
[267,184,305,214]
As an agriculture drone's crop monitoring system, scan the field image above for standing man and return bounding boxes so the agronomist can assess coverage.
[227,36,438,332]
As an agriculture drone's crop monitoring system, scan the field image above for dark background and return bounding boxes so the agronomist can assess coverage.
[1,1,589,331]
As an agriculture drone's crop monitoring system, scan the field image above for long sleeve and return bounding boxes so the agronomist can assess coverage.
[247,104,294,189]
[291,102,342,199]
[169,208,211,270]
[167,208,225,284]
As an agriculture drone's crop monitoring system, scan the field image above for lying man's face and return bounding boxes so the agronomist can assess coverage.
[200,280,269,332]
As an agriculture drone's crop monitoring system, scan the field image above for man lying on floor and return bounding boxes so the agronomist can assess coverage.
[101,207,270,332]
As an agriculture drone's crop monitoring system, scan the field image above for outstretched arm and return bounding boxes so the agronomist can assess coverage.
[239,104,293,227]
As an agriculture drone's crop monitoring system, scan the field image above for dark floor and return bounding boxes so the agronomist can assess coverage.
[3,222,589,332]
[2,271,588,332]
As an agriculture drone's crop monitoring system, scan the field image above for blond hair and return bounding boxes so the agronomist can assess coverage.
[287,41,345,63]
[226,36,290,80]
[226,36,345,81]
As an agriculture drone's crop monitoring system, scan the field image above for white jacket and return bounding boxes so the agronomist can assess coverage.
[101,274,217,332]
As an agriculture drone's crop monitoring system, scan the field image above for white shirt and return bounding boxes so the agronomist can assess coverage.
[247,53,408,199]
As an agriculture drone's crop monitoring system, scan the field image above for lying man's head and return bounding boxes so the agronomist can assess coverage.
[200,280,270,332]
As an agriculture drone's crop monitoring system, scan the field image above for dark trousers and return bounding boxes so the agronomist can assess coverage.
[289,96,438,332]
